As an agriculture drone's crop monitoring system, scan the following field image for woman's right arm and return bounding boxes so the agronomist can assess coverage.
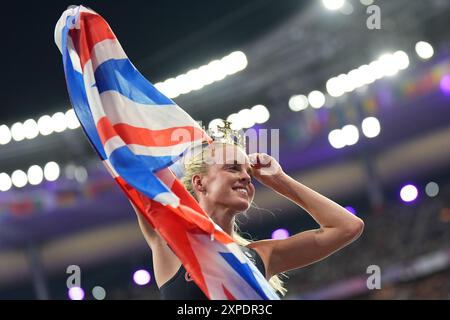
[130,201,182,288]
[130,201,158,247]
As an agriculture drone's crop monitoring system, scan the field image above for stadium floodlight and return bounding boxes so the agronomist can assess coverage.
[308,91,326,109]
[322,0,345,11]
[415,41,434,60]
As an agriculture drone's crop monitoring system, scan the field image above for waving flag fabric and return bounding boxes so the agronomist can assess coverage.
[54,5,279,300]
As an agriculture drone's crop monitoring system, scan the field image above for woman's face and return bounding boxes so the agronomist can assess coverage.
[196,144,255,213]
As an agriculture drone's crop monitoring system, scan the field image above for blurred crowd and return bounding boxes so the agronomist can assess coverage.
[283,182,450,299]
[362,268,450,300]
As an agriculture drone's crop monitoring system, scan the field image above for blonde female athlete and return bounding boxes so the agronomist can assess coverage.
[131,140,364,299]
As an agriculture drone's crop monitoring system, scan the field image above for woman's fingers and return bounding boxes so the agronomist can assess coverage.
[250,153,271,167]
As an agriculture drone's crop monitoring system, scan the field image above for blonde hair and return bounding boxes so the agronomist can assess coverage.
[181,142,287,297]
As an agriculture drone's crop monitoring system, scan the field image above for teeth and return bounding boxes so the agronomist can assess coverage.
[234,188,248,195]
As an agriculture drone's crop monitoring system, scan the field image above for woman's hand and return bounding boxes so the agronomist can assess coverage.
[248,153,284,187]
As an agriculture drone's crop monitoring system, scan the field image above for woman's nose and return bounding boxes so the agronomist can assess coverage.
[239,171,251,183]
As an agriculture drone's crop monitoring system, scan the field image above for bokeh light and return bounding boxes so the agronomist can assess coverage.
[27,165,44,186]
[44,162,60,182]
[322,0,345,11]
[133,270,151,286]
[271,228,290,240]
[425,182,439,198]
[37,115,54,136]
[0,125,12,145]
[11,170,27,188]
[251,105,270,124]
[362,117,381,138]
[415,41,434,60]
[289,95,309,111]
[440,75,450,95]
[0,173,12,192]
[341,125,360,146]
[22,119,39,140]
[400,184,419,203]
[68,287,85,300]
[328,129,346,149]
[11,122,25,142]
[308,91,326,109]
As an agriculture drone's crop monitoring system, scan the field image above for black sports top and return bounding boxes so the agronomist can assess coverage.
[159,246,266,300]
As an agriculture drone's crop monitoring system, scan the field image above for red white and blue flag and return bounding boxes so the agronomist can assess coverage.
[55,5,279,300]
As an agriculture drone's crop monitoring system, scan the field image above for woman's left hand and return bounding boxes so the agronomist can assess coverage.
[248,153,284,186]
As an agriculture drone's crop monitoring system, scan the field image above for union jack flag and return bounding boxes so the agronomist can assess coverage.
[55,5,279,300]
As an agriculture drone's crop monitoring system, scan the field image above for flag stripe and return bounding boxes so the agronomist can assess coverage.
[104,135,196,159]
[95,59,175,105]
[220,252,267,299]
[90,39,128,72]
[67,37,83,74]
[108,145,179,204]
[99,90,199,130]
[96,116,205,148]
[62,28,107,160]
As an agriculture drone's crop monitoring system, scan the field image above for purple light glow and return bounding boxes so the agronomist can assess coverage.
[440,75,450,95]
[133,269,151,286]
[68,287,85,300]
[271,228,290,240]
[400,184,419,203]
[345,206,357,215]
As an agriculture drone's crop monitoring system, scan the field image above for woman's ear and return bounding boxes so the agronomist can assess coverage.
[192,174,206,194]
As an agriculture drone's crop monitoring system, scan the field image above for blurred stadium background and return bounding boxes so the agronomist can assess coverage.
[1,0,450,300]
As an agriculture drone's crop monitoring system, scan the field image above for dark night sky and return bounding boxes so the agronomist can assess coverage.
[1,0,308,124]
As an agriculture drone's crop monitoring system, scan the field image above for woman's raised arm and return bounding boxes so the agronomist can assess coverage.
[248,153,364,278]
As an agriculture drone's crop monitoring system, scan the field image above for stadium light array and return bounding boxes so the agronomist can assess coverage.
[208,104,270,133]
[328,117,381,149]
[0,161,61,192]
[154,51,248,99]
[1,51,247,148]
[289,49,411,112]
[326,51,410,98]
[0,109,81,147]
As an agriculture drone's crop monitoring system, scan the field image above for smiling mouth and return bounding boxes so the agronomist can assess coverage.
[232,187,248,197]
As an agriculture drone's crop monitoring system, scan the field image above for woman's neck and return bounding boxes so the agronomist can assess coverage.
[200,201,236,235]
